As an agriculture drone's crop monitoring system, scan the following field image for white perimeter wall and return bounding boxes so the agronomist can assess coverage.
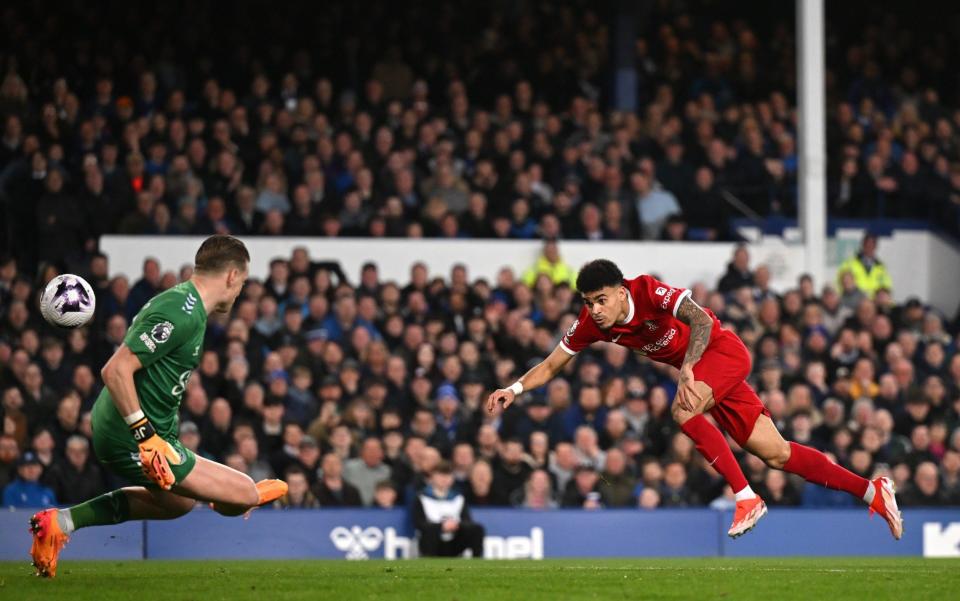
[101,232,959,314]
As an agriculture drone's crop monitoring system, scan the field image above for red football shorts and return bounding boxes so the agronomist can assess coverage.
[692,329,770,447]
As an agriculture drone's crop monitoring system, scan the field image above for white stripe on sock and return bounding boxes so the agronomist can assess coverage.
[862,481,876,505]
[58,509,75,535]
[734,486,757,501]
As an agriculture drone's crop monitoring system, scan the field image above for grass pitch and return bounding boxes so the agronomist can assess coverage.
[2,558,957,601]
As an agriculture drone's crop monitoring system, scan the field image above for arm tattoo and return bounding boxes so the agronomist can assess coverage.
[675,296,713,367]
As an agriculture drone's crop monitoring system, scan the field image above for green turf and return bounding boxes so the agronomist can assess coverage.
[2,558,958,601]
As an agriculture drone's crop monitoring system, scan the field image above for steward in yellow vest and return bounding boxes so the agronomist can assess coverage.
[836,234,892,297]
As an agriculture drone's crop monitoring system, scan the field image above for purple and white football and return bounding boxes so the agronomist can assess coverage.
[40,274,96,328]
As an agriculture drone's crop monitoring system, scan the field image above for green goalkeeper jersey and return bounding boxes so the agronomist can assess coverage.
[92,281,207,440]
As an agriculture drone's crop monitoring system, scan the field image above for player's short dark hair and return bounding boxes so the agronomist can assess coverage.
[194,235,250,274]
[576,259,624,293]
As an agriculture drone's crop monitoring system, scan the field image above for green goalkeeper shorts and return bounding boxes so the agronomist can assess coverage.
[90,398,197,489]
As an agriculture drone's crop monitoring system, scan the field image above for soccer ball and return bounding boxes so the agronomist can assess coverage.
[40,274,96,328]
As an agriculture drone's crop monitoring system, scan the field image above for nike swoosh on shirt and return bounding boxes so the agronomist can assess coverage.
[612,334,622,342]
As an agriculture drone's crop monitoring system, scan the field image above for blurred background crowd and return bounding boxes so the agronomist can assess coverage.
[1,0,960,511]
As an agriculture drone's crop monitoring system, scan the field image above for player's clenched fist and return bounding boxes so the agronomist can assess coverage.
[486,388,515,413]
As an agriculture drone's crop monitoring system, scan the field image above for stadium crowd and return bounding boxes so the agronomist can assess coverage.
[2,2,960,280]
[1,239,960,511]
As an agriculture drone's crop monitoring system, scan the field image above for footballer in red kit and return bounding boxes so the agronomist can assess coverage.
[558,274,768,450]
[488,259,902,541]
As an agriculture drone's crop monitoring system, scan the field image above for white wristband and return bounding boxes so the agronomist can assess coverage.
[123,409,145,425]
[507,381,524,395]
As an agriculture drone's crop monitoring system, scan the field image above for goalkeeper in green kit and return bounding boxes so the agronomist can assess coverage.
[29,235,288,578]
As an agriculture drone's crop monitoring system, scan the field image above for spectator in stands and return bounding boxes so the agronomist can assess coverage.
[1,389,28,449]
[343,437,393,506]
[237,436,274,482]
[759,470,800,507]
[516,469,558,509]
[561,464,610,509]
[521,239,577,289]
[465,460,502,506]
[3,451,56,508]
[563,385,607,439]
[296,435,322,484]
[902,461,956,506]
[274,466,321,509]
[22,365,57,423]
[837,234,893,298]
[492,438,531,503]
[573,425,606,472]
[179,421,212,460]
[941,451,960,498]
[0,434,20,491]
[43,435,106,505]
[30,427,57,470]
[717,245,754,293]
[313,453,362,507]
[549,442,577,491]
[126,258,161,321]
[600,449,636,507]
[434,384,466,448]
[659,462,696,508]
[682,167,728,240]
[414,461,485,558]
[36,168,88,270]
[633,171,681,239]
[372,480,398,509]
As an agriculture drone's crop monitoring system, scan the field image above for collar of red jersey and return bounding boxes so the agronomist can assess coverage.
[616,293,636,324]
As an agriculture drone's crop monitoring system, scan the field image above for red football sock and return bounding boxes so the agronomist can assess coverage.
[680,414,749,493]
[782,442,870,498]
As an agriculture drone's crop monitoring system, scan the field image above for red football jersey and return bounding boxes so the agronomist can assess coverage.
[559,275,722,369]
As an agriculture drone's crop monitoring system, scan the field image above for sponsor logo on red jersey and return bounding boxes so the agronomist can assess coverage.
[660,288,676,310]
[640,327,677,354]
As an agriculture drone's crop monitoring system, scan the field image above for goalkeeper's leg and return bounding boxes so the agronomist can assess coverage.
[55,456,280,525]
[30,488,194,577]
[52,487,195,534]
[172,455,286,515]
[32,458,285,577]
[75,486,196,526]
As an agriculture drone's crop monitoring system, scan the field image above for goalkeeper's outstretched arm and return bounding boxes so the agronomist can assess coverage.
[485,345,574,413]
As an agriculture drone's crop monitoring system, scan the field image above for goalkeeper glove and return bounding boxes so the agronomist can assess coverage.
[130,417,182,490]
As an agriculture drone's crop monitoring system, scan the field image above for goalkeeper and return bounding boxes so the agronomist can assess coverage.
[29,235,287,578]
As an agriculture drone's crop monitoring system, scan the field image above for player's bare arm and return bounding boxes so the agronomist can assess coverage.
[486,345,573,413]
[674,296,714,412]
[100,345,144,418]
